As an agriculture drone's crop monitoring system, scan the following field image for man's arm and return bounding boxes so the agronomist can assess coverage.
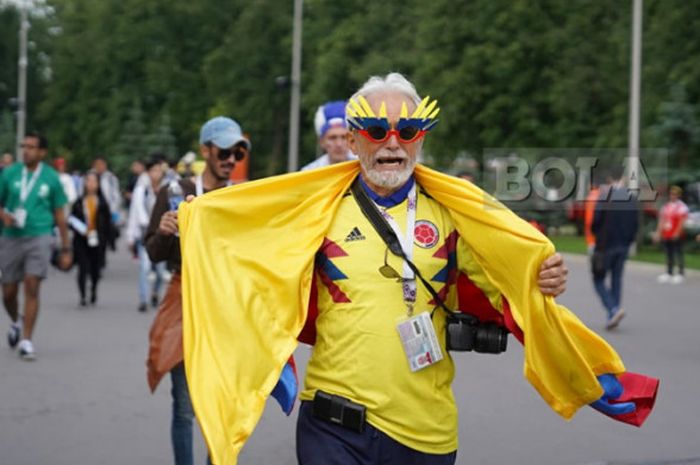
[145,187,177,263]
[0,169,13,226]
[54,207,73,269]
[457,237,569,306]
[630,198,640,239]
[591,199,603,237]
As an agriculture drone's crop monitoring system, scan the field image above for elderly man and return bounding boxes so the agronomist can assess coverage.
[301,100,357,170]
[179,74,656,465]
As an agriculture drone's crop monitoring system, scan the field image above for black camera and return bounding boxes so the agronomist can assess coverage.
[445,312,508,354]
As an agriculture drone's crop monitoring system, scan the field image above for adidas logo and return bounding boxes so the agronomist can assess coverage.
[344,227,366,242]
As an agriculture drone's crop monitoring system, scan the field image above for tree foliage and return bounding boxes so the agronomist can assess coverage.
[0,2,52,153]
[0,0,698,177]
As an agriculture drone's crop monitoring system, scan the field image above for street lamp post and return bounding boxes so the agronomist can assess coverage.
[628,0,644,248]
[15,0,29,162]
[628,0,643,191]
[287,0,303,172]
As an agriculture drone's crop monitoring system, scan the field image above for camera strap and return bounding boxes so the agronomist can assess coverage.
[351,177,455,316]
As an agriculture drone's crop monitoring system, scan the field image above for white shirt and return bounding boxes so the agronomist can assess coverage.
[300,151,357,171]
[125,174,163,243]
[58,172,77,205]
[99,170,122,215]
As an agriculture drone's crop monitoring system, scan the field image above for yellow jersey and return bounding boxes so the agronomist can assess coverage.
[301,186,500,454]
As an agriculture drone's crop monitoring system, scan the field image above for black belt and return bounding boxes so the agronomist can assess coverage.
[312,390,366,433]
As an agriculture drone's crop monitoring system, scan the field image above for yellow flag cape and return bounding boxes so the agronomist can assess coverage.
[179,161,624,465]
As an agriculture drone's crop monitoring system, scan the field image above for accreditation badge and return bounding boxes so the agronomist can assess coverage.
[87,230,99,248]
[13,208,27,229]
[396,311,443,372]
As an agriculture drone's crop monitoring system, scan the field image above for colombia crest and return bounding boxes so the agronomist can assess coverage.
[414,220,439,248]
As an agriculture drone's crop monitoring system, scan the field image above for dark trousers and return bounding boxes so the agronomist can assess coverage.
[296,401,457,465]
[76,246,102,301]
[593,247,628,318]
[663,239,685,275]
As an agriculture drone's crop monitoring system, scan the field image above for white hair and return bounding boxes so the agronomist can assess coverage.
[348,72,422,108]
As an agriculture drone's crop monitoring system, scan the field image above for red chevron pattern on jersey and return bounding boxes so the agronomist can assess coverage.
[315,237,351,303]
[428,230,459,305]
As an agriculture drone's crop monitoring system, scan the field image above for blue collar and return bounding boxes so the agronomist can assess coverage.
[359,175,415,208]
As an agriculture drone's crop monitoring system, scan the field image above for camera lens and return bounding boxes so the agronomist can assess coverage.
[474,324,508,354]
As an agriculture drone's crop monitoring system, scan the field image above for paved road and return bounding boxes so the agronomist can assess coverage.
[1,245,699,465]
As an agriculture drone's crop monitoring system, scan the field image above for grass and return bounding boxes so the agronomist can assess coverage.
[550,235,700,271]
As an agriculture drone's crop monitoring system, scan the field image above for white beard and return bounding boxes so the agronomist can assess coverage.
[360,150,416,192]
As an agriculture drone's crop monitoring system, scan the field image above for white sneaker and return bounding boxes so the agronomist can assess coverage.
[17,339,36,361]
[605,308,626,330]
[657,273,671,283]
[671,274,685,285]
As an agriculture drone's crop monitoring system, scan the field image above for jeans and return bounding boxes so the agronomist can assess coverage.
[171,363,194,465]
[593,246,628,318]
[137,240,166,305]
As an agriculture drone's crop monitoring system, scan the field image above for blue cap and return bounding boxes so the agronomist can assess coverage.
[199,116,251,150]
[314,101,347,137]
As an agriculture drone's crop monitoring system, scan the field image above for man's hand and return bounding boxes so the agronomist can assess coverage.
[1,211,14,227]
[58,250,73,270]
[128,241,137,259]
[651,231,661,244]
[538,252,568,297]
[158,211,179,236]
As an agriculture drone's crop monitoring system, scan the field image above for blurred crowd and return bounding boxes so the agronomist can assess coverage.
[0,144,206,315]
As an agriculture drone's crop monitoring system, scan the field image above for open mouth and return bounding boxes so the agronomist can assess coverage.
[375,157,405,168]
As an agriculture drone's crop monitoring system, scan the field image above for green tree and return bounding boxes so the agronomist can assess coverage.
[146,112,177,159]
[202,0,293,176]
[651,85,700,169]
[0,110,15,153]
[110,98,148,174]
[21,0,700,178]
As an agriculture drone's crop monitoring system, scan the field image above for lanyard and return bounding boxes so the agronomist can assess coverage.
[375,183,417,308]
[20,163,43,206]
[195,175,233,197]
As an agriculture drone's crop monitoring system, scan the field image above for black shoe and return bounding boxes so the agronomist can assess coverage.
[138,303,147,312]
[151,294,159,308]
[90,293,97,305]
[7,324,21,348]
[80,298,87,307]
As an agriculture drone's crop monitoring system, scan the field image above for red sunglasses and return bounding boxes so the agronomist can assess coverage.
[357,125,425,144]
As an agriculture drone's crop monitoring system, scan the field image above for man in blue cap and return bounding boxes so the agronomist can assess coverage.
[301,100,357,171]
[145,116,250,465]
